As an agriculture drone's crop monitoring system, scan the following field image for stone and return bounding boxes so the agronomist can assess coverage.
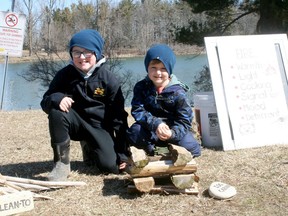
[208,181,237,199]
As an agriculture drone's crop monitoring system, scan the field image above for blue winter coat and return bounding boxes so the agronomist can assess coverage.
[131,74,193,143]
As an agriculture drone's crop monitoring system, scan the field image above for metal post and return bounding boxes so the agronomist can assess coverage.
[12,0,16,12]
[0,0,15,109]
[0,55,9,110]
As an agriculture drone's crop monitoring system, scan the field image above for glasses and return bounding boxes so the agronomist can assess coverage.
[71,50,94,58]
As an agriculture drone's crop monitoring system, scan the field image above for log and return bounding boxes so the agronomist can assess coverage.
[127,182,199,195]
[129,146,149,168]
[168,144,193,166]
[133,177,155,193]
[170,174,198,189]
[128,159,197,178]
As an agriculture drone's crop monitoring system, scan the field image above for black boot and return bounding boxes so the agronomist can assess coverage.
[80,140,96,166]
[47,138,71,181]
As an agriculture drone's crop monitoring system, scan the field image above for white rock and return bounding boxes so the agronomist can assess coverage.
[208,181,237,199]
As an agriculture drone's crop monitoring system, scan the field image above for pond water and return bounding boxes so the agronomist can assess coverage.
[0,54,208,111]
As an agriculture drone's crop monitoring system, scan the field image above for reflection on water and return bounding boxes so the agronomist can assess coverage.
[0,55,208,111]
[0,62,44,111]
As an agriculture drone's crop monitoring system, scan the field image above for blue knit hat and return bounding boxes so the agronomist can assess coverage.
[69,29,104,58]
[144,44,176,76]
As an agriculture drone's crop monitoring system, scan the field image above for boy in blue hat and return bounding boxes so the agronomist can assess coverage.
[41,29,129,181]
[127,44,201,157]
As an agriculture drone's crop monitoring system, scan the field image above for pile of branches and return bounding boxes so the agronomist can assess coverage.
[0,174,86,200]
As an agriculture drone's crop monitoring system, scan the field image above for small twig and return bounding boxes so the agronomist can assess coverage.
[32,192,54,200]
[0,178,23,191]
[0,186,19,194]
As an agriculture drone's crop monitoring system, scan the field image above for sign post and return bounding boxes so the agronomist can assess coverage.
[0,11,26,109]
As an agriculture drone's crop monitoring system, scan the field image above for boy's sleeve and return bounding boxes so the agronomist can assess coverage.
[40,71,66,114]
[168,93,193,142]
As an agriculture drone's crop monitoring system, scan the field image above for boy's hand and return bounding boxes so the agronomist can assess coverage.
[59,97,74,112]
[156,123,172,141]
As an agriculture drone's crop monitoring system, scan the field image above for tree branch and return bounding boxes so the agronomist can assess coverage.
[221,9,258,34]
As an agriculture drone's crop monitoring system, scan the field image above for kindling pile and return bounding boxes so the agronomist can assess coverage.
[0,174,86,215]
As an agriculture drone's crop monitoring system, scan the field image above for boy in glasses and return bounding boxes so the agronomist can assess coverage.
[127,44,201,157]
[41,29,129,181]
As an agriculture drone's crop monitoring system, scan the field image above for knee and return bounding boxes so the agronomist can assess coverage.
[48,108,74,124]
[48,108,65,120]
[179,132,201,157]
[191,143,201,157]
[127,123,141,134]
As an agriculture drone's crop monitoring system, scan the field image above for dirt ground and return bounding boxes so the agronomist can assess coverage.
[0,109,288,216]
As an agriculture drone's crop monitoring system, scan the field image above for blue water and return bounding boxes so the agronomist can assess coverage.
[0,54,208,111]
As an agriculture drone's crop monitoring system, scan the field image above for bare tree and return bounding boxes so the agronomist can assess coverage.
[16,0,41,56]
[23,0,34,56]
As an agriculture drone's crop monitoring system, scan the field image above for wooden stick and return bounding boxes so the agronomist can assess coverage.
[0,174,86,187]
[32,193,53,200]
[0,186,18,195]
[0,179,23,191]
[7,182,51,191]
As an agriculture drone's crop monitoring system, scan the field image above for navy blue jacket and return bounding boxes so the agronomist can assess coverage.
[131,74,193,142]
[41,62,128,152]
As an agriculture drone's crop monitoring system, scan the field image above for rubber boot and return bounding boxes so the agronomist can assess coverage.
[80,140,97,166]
[47,138,71,181]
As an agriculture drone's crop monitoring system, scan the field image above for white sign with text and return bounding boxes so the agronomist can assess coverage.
[0,11,26,57]
[205,34,288,151]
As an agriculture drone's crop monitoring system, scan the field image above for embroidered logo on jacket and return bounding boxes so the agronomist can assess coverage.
[94,88,105,96]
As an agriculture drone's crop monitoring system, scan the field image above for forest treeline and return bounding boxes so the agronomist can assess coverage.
[3,0,287,103]
[10,0,287,57]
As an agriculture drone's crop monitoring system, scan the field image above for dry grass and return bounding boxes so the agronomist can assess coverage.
[0,109,287,216]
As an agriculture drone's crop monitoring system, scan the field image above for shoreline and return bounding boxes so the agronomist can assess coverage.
[0,45,205,64]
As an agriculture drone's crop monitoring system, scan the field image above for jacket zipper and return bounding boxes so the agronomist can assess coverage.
[84,80,88,94]
[155,91,158,104]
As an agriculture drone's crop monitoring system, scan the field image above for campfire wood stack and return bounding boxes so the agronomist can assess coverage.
[126,144,199,195]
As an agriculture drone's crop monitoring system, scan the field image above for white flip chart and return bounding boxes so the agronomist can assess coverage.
[204,34,288,150]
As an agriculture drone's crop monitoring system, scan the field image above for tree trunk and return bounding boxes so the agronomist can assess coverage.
[257,0,285,33]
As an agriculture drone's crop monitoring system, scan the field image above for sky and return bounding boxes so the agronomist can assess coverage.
[0,0,80,12]
[0,0,120,12]
[0,0,13,11]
